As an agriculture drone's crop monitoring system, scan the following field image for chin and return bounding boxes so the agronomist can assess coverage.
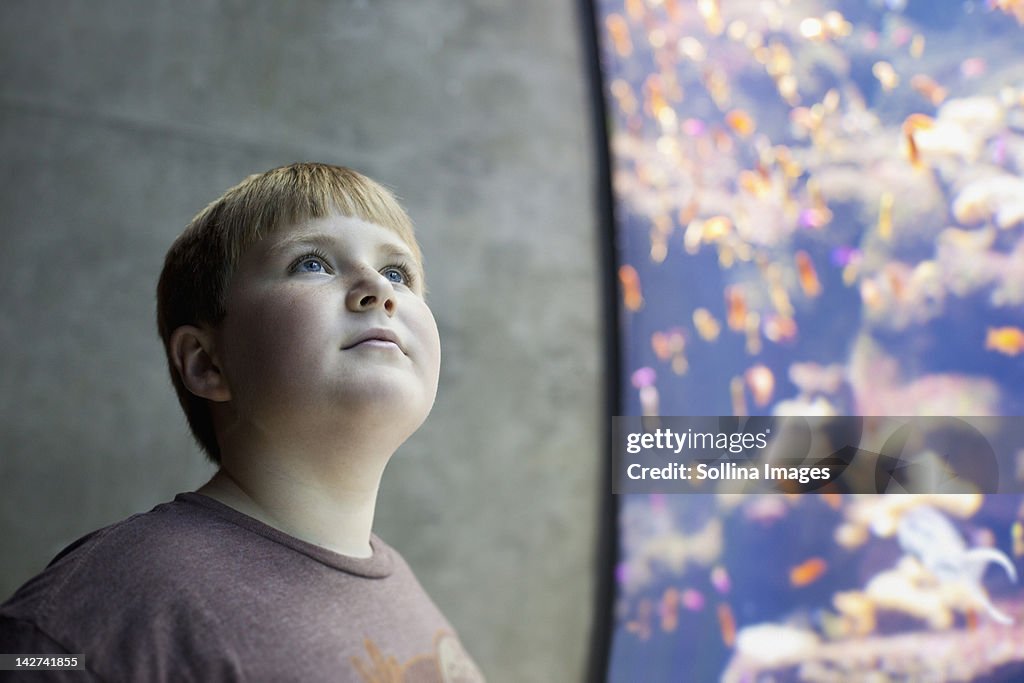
[338,384,433,426]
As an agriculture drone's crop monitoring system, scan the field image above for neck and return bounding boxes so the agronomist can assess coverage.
[197,440,392,558]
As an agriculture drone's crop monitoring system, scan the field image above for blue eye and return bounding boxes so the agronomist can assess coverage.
[290,251,331,274]
[381,265,412,285]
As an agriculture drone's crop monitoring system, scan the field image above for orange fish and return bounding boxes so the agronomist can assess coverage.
[877,192,894,241]
[789,557,828,587]
[619,265,643,312]
[763,314,797,343]
[693,308,722,341]
[985,326,1024,356]
[909,34,926,59]
[717,603,737,647]
[910,74,947,106]
[795,251,822,297]
[725,286,747,331]
[1012,521,1024,557]
[624,0,644,22]
[651,332,672,361]
[660,588,680,632]
[725,109,756,138]
[902,113,935,169]
[703,215,733,242]
[605,14,633,58]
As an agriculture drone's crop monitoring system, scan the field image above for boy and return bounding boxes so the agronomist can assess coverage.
[0,163,485,682]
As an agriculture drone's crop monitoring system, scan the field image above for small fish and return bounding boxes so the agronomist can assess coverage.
[651,332,672,361]
[789,557,829,587]
[605,14,633,58]
[698,0,723,36]
[985,326,1024,356]
[725,287,747,332]
[960,57,987,79]
[877,191,894,241]
[796,251,822,297]
[1012,521,1024,557]
[681,588,705,611]
[730,376,747,416]
[872,61,899,91]
[745,312,762,356]
[619,265,643,311]
[609,79,638,116]
[763,314,797,343]
[910,74,947,105]
[639,385,660,418]
[660,588,680,632]
[703,215,733,242]
[717,603,737,647]
[711,565,731,594]
[626,598,654,641]
[822,11,852,39]
[798,17,825,41]
[681,118,706,136]
[891,26,913,47]
[624,0,644,22]
[630,366,656,389]
[909,34,925,58]
[831,246,861,268]
[745,364,775,407]
[725,109,756,137]
[693,308,722,341]
[901,113,935,169]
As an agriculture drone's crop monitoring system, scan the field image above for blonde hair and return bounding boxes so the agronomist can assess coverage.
[156,162,421,462]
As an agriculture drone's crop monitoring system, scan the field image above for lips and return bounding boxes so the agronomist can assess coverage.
[343,327,404,352]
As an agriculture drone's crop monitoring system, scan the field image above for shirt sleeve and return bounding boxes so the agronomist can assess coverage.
[0,616,103,681]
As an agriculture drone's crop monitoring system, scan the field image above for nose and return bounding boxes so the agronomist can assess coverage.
[345,269,396,316]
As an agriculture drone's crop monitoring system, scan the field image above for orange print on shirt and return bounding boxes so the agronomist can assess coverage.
[351,631,486,683]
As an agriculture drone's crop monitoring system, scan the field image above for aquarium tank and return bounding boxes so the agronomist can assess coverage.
[594,0,1024,680]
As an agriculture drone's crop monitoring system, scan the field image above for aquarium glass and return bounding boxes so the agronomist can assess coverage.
[595,0,1024,680]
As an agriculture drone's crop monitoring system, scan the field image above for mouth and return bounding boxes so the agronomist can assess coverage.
[343,328,404,353]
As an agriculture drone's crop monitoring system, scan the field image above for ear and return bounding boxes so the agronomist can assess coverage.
[169,325,232,402]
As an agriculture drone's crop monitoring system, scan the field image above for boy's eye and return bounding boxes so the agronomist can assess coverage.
[290,251,331,274]
[381,265,412,286]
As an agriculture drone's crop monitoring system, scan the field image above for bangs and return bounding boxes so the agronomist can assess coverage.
[221,163,421,267]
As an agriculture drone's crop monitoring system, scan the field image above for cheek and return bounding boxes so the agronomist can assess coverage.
[221,291,332,386]
[413,305,442,381]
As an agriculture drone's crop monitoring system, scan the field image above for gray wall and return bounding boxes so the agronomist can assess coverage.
[0,2,603,681]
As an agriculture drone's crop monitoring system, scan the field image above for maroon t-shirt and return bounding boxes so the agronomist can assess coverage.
[0,493,484,682]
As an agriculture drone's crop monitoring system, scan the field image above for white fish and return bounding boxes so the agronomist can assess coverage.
[898,506,1018,624]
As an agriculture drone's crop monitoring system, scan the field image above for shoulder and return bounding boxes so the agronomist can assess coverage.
[0,495,247,679]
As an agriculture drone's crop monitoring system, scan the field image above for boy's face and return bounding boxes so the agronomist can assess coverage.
[213,214,441,443]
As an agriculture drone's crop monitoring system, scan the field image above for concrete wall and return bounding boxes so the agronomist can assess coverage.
[0,2,603,680]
